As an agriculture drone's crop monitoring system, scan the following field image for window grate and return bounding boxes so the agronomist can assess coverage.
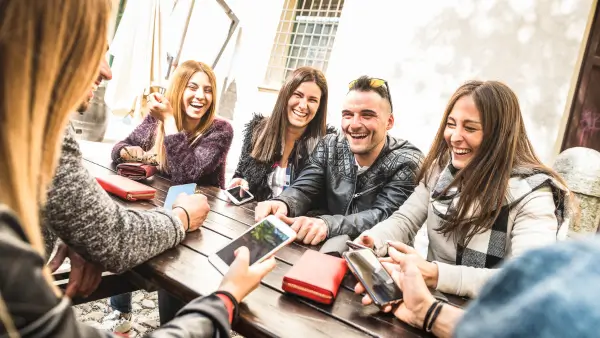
[264,0,344,87]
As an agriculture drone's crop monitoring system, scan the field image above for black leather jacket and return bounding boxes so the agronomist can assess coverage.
[274,134,423,239]
[0,205,231,338]
[233,113,337,202]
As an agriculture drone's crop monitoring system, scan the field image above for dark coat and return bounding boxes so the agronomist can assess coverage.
[274,133,424,239]
[232,113,337,202]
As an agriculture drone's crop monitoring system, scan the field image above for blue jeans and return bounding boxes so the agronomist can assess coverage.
[110,292,132,314]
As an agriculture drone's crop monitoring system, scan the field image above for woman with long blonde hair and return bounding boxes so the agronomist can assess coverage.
[0,1,274,336]
[111,60,233,188]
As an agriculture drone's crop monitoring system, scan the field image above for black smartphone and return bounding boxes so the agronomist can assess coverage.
[346,240,377,255]
[343,248,403,307]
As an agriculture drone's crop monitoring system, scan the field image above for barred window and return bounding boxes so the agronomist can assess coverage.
[264,0,344,88]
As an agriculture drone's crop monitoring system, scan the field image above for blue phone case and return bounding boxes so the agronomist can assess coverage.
[164,183,197,210]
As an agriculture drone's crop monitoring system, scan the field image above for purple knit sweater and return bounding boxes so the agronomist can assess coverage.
[111,115,233,188]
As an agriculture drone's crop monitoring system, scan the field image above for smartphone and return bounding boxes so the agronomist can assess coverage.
[164,183,197,210]
[224,185,254,205]
[343,248,403,307]
[208,215,296,275]
[346,240,376,254]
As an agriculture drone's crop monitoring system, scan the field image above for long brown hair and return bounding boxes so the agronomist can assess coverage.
[153,60,218,171]
[251,67,328,163]
[418,80,569,244]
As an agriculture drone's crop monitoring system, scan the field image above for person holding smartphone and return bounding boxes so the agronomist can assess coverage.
[110,60,233,330]
[0,1,275,336]
[227,67,334,202]
[355,81,572,299]
[356,239,600,338]
[255,76,423,246]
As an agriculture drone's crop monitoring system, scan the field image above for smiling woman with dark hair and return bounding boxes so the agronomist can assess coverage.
[229,66,334,201]
[356,80,572,299]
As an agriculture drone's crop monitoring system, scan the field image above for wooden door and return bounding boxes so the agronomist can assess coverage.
[562,3,600,152]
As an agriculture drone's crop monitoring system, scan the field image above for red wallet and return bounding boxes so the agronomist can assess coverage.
[117,162,158,180]
[282,250,348,305]
[96,175,156,201]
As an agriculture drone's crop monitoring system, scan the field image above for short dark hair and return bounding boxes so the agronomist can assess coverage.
[348,76,393,112]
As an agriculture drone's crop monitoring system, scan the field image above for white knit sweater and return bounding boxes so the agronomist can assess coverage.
[366,171,560,298]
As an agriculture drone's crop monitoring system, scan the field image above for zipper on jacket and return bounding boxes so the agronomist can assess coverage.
[345,180,357,215]
[352,182,384,199]
[289,163,295,184]
[348,182,384,214]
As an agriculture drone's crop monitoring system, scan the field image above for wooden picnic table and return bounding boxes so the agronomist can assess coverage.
[78,141,465,338]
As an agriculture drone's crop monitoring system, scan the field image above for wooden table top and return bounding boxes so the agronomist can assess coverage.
[79,141,464,338]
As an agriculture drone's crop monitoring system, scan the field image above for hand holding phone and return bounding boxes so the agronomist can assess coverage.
[224,185,254,205]
[346,240,376,255]
[217,246,277,302]
[172,193,210,232]
[343,248,403,307]
[353,250,439,328]
[164,183,197,210]
[209,215,296,275]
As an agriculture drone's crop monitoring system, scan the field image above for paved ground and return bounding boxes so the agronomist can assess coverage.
[73,291,242,337]
[74,291,159,337]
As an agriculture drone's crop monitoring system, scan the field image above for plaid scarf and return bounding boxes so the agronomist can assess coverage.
[431,164,568,269]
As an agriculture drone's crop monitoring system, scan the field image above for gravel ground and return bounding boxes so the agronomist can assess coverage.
[73,290,160,337]
[74,291,243,337]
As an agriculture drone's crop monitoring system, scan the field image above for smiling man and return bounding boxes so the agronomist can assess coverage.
[255,76,423,245]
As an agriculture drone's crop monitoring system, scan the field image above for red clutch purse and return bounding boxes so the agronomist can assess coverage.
[282,250,348,305]
[96,175,156,201]
[117,162,158,180]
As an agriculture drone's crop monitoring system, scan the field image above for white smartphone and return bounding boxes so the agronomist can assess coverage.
[208,215,296,275]
[224,185,254,205]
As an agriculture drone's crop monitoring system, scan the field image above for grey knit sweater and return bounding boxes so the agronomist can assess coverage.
[42,127,185,273]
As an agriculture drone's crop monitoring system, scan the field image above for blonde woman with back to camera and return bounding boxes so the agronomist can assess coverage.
[0,1,275,337]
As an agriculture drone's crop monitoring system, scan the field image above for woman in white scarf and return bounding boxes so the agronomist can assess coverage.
[355,80,571,298]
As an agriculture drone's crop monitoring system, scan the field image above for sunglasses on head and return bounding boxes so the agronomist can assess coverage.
[348,78,393,112]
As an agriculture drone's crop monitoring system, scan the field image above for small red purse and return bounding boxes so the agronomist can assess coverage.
[96,175,156,201]
[282,250,348,305]
[116,162,158,180]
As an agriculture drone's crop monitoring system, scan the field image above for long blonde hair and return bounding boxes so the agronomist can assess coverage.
[154,60,218,171]
[0,0,110,305]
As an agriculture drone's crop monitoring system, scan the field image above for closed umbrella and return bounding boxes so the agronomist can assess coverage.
[106,0,189,122]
